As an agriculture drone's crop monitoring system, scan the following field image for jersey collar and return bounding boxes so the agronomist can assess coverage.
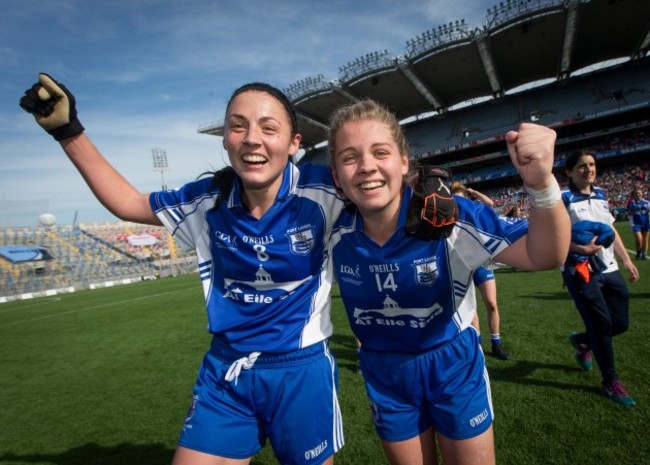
[228,162,298,209]
[349,186,412,233]
[568,179,595,197]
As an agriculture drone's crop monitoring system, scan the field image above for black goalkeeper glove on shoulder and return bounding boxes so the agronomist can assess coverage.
[406,165,458,240]
[19,73,84,141]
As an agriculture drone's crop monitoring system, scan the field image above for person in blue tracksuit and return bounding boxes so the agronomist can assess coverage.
[328,99,570,465]
[562,150,640,407]
[626,188,650,260]
[20,74,347,465]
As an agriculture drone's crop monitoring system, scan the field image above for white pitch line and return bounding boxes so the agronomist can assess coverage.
[0,290,185,328]
[0,297,62,313]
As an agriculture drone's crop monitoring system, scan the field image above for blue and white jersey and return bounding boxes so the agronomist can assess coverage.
[149,163,345,353]
[627,198,650,229]
[561,185,618,273]
[332,190,527,354]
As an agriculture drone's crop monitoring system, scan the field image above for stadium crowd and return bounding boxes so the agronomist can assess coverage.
[481,159,649,217]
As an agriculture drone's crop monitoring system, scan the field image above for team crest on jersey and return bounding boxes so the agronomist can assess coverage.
[412,258,439,286]
[287,226,315,255]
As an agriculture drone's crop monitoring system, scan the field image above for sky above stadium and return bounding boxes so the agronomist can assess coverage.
[0,0,494,227]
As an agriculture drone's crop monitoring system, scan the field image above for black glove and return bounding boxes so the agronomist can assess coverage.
[406,165,458,240]
[19,73,84,141]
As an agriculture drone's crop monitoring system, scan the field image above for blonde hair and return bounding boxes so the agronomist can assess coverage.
[450,181,467,195]
[327,99,409,163]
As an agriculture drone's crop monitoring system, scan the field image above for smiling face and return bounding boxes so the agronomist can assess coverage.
[331,119,409,220]
[566,153,597,193]
[223,90,301,197]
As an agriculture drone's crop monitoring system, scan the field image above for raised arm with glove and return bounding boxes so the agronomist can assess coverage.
[18,73,158,224]
[19,73,85,141]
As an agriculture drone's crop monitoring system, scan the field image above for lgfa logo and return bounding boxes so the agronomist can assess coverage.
[339,264,361,279]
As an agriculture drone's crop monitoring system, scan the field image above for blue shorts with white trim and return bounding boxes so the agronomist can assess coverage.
[360,328,493,441]
[178,337,344,464]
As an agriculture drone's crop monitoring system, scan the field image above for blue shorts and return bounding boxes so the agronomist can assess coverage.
[631,219,649,233]
[473,266,495,286]
[179,338,344,464]
[359,328,493,441]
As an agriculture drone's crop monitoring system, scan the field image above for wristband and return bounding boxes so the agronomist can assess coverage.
[525,178,561,209]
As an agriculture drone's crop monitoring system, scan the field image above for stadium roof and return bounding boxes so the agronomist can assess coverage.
[198,0,650,148]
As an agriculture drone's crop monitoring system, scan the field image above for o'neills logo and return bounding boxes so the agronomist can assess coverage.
[469,409,489,427]
[304,440,328,460]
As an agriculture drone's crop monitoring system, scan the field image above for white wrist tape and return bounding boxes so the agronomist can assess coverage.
[525,177,562,209]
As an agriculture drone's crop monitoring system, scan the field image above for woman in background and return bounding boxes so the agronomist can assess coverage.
[562,150,640,408]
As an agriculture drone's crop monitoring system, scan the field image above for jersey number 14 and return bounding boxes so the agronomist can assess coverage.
[375,273,398,292]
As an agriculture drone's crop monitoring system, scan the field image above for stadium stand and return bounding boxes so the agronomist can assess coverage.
[284,58,649,179]
[296,58,649,219]
[0,223,197,301]
[5,0,648,301]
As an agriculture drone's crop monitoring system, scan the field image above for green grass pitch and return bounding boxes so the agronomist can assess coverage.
[1,222,648,465]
